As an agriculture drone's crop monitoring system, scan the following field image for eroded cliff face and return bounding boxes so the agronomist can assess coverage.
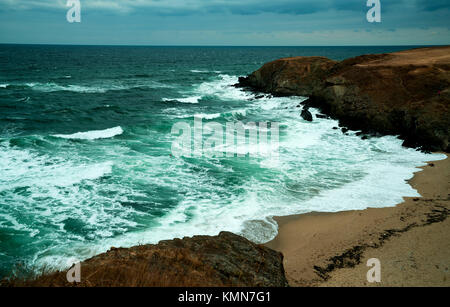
[238,47,450,152]
[239,56,337,96]
[11,232,289,287]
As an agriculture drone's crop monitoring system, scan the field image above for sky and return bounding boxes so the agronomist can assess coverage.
[0,0,449,46]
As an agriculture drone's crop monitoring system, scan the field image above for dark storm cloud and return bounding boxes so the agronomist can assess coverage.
[0,0,449,45]
[415,0,450,12]
[0,0,391,15]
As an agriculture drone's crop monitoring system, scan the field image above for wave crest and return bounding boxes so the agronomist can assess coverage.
[53,126,123,140]
[162,96,202,104]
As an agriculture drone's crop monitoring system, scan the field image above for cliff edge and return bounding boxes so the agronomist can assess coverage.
[7,232,288,287]
[238,46,450,152]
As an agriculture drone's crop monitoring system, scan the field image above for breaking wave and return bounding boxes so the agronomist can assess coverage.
[53,127,124,140]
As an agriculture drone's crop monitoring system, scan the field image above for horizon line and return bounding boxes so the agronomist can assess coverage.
[0,43,447,48]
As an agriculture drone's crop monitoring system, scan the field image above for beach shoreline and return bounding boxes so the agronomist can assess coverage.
[7,154,449,287]
[265,154,450,286]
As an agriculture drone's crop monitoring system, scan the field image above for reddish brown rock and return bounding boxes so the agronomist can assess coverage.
[239,56,337,96]
[238,47,450,152]
[8,232,288,287]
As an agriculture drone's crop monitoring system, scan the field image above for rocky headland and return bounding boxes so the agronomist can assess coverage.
[7,232,288,287]
[237,46,450,152]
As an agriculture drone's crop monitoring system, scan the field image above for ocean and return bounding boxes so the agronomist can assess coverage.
[0,45,445,277]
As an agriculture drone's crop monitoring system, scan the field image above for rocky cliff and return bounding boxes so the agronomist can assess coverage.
[238,47,450,152]
[10,232,288,287]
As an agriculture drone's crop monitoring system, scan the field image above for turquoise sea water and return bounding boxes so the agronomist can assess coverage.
[0,45,445,277]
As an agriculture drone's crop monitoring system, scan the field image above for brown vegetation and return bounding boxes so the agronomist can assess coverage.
[5,232,289,287]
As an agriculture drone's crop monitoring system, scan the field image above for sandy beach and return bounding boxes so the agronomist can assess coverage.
[266,154,450,286]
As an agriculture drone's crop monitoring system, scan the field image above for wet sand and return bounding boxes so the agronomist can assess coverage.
[265,154,450,287]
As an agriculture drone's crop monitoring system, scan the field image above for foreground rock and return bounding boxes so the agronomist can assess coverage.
[238,47,450,152]
[9,232,288,287]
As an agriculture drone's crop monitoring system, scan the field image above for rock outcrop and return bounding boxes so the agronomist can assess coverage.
[238,47,450,152]
[11,232,288,287]
[238,56,337,96]
[301,108,313,122]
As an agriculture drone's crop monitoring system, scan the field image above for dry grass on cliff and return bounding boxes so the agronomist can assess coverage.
[3,236,285,287]
[3,248,229,287]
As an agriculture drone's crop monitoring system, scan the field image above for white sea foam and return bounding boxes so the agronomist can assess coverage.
[26,82,111,93]
[23,81,171,93]
[53,126,123,140]
[0,142,114,191]
[190,69,223,74]
[162,96,202,104]
[194,113,221,120]
[0,84,9,88]
[163,74,253,106]
[196,74,254,101]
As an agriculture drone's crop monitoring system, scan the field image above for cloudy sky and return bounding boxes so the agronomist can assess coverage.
[0,0,449,45]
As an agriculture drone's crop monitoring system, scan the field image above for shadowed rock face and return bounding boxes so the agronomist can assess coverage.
[238,47,450,152]
[10,232,289,287]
